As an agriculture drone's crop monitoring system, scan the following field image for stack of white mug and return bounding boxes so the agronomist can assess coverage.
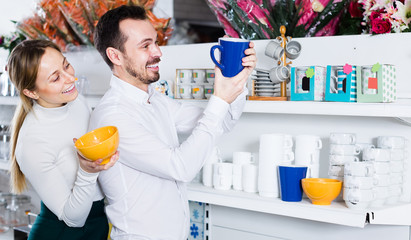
[294,134,322,179]
[343,160,376,209]
[361,146,391,207]
[328,133,359,180]
[232,152,258,193]
[377,136,409,204]
[258,133,294,198]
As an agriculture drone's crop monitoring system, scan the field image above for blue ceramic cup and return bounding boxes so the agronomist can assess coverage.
[210,38,250,77]
[279,165,308,202]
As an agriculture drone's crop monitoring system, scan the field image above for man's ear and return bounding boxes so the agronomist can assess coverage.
[106,47,123,66]
[22,89,39,100]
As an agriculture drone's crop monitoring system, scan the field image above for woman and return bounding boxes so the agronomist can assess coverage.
[8,39,118,240]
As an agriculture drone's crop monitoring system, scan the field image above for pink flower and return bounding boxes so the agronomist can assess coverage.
[216,12,240,38]
[237,0,271,27]
[371,17,392,33]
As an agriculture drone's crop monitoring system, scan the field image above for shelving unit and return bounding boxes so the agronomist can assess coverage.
[179,97,411,118]
[187,182,411,228]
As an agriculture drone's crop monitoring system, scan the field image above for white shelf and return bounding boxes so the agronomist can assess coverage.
[180,98,411,118]
[187,182,411,228]
[2,96,411,118]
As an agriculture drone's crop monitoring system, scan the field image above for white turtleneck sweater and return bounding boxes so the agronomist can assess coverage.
[15,95,104,227]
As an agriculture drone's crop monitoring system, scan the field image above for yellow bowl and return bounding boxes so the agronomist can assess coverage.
[301,178,342,205]
[75,126,119,165]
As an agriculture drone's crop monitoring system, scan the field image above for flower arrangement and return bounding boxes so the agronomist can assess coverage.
[0,0,172,52]
[206,0,348,39]
[358,0,411,34]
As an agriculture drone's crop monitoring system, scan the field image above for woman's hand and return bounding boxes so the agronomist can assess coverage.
[73,138,119,173]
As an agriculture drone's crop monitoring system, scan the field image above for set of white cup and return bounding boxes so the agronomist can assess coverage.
[328,133,359,179]
[177,69,215,99]
[202,149,258,193]
[339,135,408,210]
[257,133,322,198]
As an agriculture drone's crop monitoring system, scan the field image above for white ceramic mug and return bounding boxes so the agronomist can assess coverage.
[344,161,375,177]
[178,69,193,84]
[206,69,215,83]
[213,162,233,190]
[192,85,205,99]
[343,175,375,190]
[374,173,390,186]
[390,172,403,185]
[179,84,192,99]
[329,144,361,156]
[329,133,356,145]
[295,135,322,165]
[377,136,408,149]
[242,164,258,193]
[328,164,344,177]
[371,186,389,207]
[193,69,206,83]
[329,154,359,165]
[202,164,213,187]
[362,147,391,162]
[390,149,408,161]
[233,152,254,165]
[374,161,390,175]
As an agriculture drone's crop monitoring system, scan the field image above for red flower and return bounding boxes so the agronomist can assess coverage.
[348,0,363,18]
[371,18,392,34]
[369,11,382,21]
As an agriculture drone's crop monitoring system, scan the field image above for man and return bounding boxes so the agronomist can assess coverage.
[91,5,256,240]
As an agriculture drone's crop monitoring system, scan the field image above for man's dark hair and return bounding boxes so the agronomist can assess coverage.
[94,5,147,69]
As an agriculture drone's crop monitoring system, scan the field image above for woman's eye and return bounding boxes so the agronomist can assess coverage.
[53,76,60,82]
[65,63,71,69]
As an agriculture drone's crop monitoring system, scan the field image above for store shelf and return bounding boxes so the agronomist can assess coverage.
[180,98,411,118]
[187,182,411,228]
[2,96,411,118]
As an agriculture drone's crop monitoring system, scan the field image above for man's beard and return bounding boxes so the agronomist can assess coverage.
[125,57,161,84]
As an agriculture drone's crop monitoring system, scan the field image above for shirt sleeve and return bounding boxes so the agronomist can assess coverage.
[17,137,99,227]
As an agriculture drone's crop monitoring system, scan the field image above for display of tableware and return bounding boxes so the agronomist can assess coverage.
[74,126,119,165]
[329,155,359,165]
[232,151,254,191]
[329,133,356,145]
[301,178,342,205]
[344,175,375,189]
[0,125,10,161]
[202,147,221,187]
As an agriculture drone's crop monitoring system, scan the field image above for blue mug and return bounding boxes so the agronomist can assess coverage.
[210,38,250,77]
[279,165,307,202]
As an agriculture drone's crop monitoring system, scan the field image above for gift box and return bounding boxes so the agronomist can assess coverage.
[290,66,326,101]
[174,69,214,100]
[325,65,357,102]
[356,64,396,103]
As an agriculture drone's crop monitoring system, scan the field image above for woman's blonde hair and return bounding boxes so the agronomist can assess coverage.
[7,40,60,193]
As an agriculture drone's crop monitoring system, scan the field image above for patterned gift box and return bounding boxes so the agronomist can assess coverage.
[325,65,357,102]
[290,66,327,101]
[356,64,397,103]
